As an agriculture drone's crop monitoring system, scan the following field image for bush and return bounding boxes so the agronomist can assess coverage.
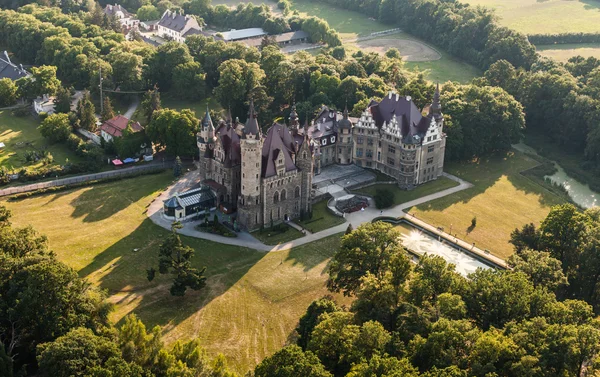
[373,188,394,209]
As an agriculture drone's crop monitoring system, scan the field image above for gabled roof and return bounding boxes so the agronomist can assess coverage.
[243,30,310,48]
[158,10,201,35]
[0,51,29,81]
[215,122,241,168]
[100,115,143,138]
[308,105,340,139]
[261,123,298,178]
[368,92,431,141]
[104,4,133,18]
[220,28,266,41]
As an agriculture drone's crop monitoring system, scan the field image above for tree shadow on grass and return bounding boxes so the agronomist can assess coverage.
[284,233,342,273]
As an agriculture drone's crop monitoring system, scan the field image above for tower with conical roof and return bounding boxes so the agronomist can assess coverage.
[238,99,264,229]
[198,105,215,180]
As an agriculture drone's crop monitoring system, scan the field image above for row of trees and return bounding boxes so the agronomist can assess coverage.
[0,205,234,376]
[255,222,600,376]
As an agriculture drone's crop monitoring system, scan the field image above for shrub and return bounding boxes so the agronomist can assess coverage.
[373,188,394,209]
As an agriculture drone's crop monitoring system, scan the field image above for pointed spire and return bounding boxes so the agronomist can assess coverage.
[289,102,299,134]
[430,82,442,120]
[202,104,214,130]
[244,98,260,137]
[343,103,349,119]
[339,103,352,129]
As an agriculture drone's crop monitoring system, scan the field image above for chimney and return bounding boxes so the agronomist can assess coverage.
[3,51,10,65]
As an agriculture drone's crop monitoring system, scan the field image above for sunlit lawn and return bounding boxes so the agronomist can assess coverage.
[536,43,600,62]
[406,151,565,259]
[0,110,81,171]
[355,176,460,207]
[294,199,346,233]
[251,223,305,244]
[1,171,348,373]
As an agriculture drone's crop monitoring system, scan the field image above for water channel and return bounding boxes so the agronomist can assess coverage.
[513,143,598,209]
[400,229,491,276]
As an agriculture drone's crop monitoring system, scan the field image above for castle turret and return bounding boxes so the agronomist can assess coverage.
[430,83,443,122]
[238,99,264,229]
[296,132,314,218]
[198,105,215,179]
[289,103,299,135]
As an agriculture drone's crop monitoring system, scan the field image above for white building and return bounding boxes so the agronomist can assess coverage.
[157,10,202,43]
[104,4,139,30]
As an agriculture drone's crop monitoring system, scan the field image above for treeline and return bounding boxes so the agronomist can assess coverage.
[528,32,600,45]
[254,222,600,377]
[293,0,537,71]
[0,205,237,376]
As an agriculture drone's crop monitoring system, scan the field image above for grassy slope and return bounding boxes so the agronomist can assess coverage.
[1,172,348,373]
[460,0,600,34]
[355,176,460,207]
[295,199,346,233]
[406,151,565,259]
[0,110,81,170]
[251,224,305,244]
[536,43,600,62]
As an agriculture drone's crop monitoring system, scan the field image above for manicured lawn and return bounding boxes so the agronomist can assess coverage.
[251,223,305,245]
[1,172,349,374]
[405,151,565,260]
[460,0,600,34]
[536,43,600,62]
[404,53,481,84]
[0,110,81,171]
[355,176,460,207]
[295,199,346,233]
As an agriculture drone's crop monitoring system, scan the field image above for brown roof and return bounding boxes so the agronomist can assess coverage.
[215,121,241,168]
[261,123,298,178]
[369,93,431,141]
[100,115,143,138]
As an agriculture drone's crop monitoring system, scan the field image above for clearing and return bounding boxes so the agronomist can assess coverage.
[1,172,348,374]
[357,38,441,62]
[405,150,565,259]
[0,110,81,171]
[536,43,600,62]
[460,0,600,35]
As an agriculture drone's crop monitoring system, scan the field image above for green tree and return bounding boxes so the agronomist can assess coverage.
[0,78,18,107]
[347,355,419,377]
[144,42,194,91]
[214,59,267,116]
[408,255,464,307]
[101,96,115,122]
[507,249,567,291]
[76,91,97,131]
[296,297,340,350]
[136,4,160,20]
[148,222,207,296]
[373,188,394,209]
[173,156,183,177]
[37,327,142,377]
[53,86,72,114]
[146,108,198,156]
[38,113,71,143]
[140,87,161,124]
[255,345,332,377]
[327,222,407,295]
[17,65,61,99]
[172,61,207,100]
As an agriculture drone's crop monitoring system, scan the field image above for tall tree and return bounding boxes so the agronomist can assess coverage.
[76,91,97,131]
[53,86,72,114]
[38,113,72,143]
[0,78,18,107]
[101,96,115,122]
[146,108,198,156]
[140,87,161,124]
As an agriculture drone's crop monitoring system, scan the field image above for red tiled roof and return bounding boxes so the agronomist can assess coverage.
[100,115,143,138]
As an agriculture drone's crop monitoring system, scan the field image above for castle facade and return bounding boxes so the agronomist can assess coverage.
[197,87,445,230]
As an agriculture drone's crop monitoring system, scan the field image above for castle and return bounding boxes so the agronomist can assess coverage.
[197,86,445,230]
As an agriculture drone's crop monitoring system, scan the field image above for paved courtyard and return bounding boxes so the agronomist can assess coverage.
[313,164,376,199]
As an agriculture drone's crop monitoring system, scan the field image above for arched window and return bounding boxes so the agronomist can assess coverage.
[281,189,286,201]
[273,191,279,203]
[295,186,300,198]
[303,151,307,159]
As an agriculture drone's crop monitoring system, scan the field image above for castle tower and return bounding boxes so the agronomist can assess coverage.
[289,103,299,135]
[429,83,443,126]
[198,105,215,180]
[337,104,353,165]
[296,132,314,218]
[237,99,264,230]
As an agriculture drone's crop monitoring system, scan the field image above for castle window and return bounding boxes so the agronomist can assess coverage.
[256,163,259,167]
[428,145,435,153]
[281,189,286,201]
[243,173,245,178]
[303,152,307,159]
[256,186,259,191]
[273,191,279,203]
[387,157,395,166]
[427,157,434,165]
[256,197,259,204]
[367,138,373,146]
[356,148,363,157]
[388,146,396,154]
[295,186,300,198]
[357,136,364,144]
[256,174,258,179]
[366,149,373,158]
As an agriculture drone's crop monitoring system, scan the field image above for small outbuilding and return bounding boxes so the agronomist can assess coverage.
[163,185,217,220]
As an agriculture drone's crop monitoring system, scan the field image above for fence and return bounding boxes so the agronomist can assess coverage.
[0,163,166,197]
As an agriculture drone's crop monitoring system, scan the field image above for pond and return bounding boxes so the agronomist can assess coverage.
[401,229,491,276]
[513,143,598,209]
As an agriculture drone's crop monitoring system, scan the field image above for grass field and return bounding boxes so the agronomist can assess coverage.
[536,43,600,62]
[294,199,346,233]
[251,223,305,244]
[0,110,81,171]
[405,151,565,259]
[1,172,347,373]
[355,176,460,207]
[460,0,600,34]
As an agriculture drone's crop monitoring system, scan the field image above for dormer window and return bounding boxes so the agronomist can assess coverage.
[330,136,336,143]
[321,139,327,146]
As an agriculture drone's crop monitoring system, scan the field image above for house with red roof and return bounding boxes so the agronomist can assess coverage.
[99,115,144,143]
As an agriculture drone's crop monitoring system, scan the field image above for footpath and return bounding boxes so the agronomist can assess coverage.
[147,171,480,254]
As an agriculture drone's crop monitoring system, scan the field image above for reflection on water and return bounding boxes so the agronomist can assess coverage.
[401,230,490,276]
[545,164,598,209]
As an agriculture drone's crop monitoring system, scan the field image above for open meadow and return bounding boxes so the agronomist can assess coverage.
[0,110,81,171]
[406,150,565,259]
[460,0,600,35]
[536,43,600,62]
[1,172,348,373]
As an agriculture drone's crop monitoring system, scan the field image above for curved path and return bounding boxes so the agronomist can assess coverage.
[147,171,473,252]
